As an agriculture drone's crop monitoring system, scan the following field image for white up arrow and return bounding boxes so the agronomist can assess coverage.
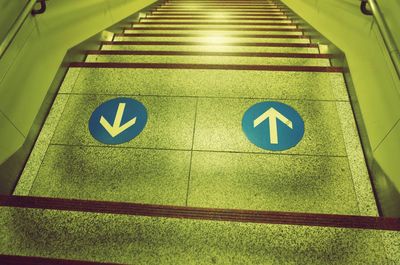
[254,107,293,144]
[100,103,137,138]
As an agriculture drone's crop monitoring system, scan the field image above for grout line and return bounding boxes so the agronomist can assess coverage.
[57,92,350,103]
[185,98,199,206]
[49,142,348,159]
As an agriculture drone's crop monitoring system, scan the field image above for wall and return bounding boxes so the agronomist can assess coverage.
[0,0,28,43]
[0,0,156,165]
[280,0,400,201]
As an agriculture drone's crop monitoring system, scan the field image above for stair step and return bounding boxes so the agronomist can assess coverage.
[123,28,304,35]
[156,6,286,10]
[0,196,398,263]
[142,17,291,21]
[64,67,345,100]
[146,14,290,18]
[151,10,287,14]
[118,33,305,38]
[150,10,287,14]
[102,40,315,48]
[70,62,341,72]
[87,50,334,58]
[163,4,283,8]
[134,22,296,28]
[102,44,319,54]
[86,54,330,66]
[114,36,310,44]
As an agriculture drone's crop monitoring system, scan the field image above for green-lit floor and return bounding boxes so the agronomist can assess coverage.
[14,2,377,216]
[4,0,397,263]
[15,68,376,215]
[1,207,399,264]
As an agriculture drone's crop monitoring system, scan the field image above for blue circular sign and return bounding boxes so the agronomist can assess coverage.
[242,101,304,151]
[89,97,147,145]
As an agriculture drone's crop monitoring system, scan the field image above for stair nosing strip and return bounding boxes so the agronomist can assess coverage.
[0,255,119,265]
[68,62,342,72]
[123,27,302,32]
[85,50,335,58]
[135,22,296,26]
[1,195,399,231]
[140,17,291,21]
[146,14,289,17]
[116,33,307,39]
[101,41,315,48]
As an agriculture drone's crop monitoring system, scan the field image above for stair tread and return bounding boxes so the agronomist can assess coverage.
[0,198,397,264]
[85,54,330,66]
[102,44,319,53]
[114,36,310,44]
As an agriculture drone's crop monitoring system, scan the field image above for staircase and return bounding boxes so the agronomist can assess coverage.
[1,0,399,264]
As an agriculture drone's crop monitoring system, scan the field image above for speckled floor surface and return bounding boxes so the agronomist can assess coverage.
[0,207,398,264]
[4,0,399,263]
[14,1,378,217]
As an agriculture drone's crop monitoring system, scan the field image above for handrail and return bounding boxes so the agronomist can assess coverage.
[361,0,400,80]
[360,0,373,15]
[0,0,46,60]
[31,0,47,16]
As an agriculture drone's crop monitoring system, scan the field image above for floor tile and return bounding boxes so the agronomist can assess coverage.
[188,151,359,214]
[194,98,347,156]
[29,145,191,205]
[51,94,196,150]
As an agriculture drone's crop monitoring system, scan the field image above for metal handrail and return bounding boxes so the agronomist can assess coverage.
[361,0,400,80]
[0,0,45,60]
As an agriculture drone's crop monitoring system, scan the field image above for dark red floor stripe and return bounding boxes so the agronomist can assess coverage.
[161,6,284,9]
[150,8,287,14]
[147,13,288,17]
[69,62,342,72]
[117,33,307,39]
[142,17,290,21]
[157,6,285,9]
[123,27,303,33]
[152,10,286,13]
[163,3,285,8]
[136,21,295,26]
[151,11,286,14]
[102,40,316,48]
[0,255,118,265]
[166,0,279,1]
[1,196,399,231]
[85,50,336,59]
[124,27,302,32]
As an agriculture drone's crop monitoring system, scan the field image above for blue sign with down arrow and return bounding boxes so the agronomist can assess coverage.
[89,97,147,145]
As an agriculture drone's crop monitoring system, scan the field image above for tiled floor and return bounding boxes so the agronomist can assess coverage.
[15,64,375,216]
[14,1,376,217]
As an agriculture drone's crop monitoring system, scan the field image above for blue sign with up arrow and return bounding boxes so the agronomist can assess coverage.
[242,101,304,151]
[89,97,147,145]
